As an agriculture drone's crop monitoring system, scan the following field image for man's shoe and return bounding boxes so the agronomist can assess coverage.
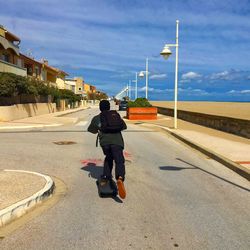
[117,177,126,199]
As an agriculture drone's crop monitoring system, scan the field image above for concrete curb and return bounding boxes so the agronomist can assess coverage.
[56,107,90,117]
[0,123,62,130]
[152,124,250,181]
[0,170,55,227]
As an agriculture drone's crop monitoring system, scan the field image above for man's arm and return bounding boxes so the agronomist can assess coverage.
[122,119,127,130]
[87,116,100,134]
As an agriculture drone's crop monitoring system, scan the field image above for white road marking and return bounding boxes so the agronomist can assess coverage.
[75,121,88,127]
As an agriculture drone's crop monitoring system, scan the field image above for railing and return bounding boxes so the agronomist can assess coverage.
[0,60,27,76]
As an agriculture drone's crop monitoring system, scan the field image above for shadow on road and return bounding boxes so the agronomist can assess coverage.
[81,163,103,179]
[81,163,123,203]
[159,158,250,192]
[159,166,194,171]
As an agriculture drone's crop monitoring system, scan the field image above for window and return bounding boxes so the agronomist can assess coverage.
[17,58,22,67]
[2,53,10,62]
[35,66,39,77]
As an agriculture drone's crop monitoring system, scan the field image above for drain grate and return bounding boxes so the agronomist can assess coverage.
[53,141,77,145]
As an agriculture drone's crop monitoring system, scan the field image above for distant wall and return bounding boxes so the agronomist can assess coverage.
[156,107,250,139]
[0,103,56,121]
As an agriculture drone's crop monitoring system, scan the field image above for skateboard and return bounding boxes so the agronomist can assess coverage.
[96,177,118,197]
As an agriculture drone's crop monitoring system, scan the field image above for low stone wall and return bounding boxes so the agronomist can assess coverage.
[156,106,250,139]
[0,103,56,121]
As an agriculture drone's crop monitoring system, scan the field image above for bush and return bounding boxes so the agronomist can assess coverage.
[0,73,17,97]
[0,72,82,105]
[127,98,152,107]
[59,89,81,104]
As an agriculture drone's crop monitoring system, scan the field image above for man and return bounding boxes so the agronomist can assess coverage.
[87,100,127,199]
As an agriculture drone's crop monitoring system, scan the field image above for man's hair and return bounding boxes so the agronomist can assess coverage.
[99,100,110,111]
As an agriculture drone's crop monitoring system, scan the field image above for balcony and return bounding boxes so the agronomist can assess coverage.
[0,59,27,76]
[0,36,20,55]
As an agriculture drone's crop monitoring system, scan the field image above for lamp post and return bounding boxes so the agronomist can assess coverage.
[139,57,149,99]
[132,72,138,100]
[160,20,179,129]
[128,80,132,99]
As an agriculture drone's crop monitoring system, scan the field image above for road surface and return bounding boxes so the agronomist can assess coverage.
[0,106,249,250]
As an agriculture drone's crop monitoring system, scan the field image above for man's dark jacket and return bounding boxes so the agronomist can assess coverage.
[87,113,127,148]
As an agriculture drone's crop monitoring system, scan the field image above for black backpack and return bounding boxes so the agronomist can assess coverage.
[100,110,124,133]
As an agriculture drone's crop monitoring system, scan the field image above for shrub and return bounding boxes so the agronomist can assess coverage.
[0,73,17,97]
[127,98,152,107]
[59,89,81,103]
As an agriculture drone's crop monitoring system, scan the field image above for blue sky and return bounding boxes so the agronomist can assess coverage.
[1,0,250,101]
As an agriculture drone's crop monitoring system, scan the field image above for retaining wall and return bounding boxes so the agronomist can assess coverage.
[0,103,56,121]
[156,106,250,139]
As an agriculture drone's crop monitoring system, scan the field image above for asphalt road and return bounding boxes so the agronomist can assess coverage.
[0,106,249,250]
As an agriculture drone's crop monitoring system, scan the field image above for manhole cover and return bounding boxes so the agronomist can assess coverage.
[53,141,77,145]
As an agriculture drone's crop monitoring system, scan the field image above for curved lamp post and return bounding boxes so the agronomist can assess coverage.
[132,72,139,100]
[160,20,179,129]
[139,57,149,99]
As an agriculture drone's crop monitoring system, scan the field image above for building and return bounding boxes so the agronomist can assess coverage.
[20,53,43,80]
[90,85,96,93]
[41,59,68,89]
[0,25,26,76]
[65,77,85,96]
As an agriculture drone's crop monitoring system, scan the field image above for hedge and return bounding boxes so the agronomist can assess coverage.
[0,72,80,104]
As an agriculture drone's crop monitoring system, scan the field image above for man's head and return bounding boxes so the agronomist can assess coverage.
[99,100,110,111]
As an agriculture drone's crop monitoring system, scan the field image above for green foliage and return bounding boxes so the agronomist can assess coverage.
[0,73,81,104]
[127,98,152,107]
[0,73,18,97]
[87,91,108,100]
[59,89,81,103]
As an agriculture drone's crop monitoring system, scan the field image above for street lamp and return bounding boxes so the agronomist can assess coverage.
[139,57,149,99]
[128,80,132,100]
[132,72,139,100]
[160,20,179,129]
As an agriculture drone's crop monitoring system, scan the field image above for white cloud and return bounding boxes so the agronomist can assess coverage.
[210,70,231,80]
[138,87,167,93]
[227,89,250,94]
[181,72,202,81]
[209,69,250,81]
[242,90,250,93]
[149,74,167,80]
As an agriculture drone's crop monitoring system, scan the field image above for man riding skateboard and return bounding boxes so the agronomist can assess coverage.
[87,100,127,199]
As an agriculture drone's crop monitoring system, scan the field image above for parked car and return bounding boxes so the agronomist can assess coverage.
[119,101,128,111]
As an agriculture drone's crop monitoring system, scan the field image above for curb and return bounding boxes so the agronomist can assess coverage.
[0,170,55,227]
[0,123,62,130]
[152,124,250,181]
[56,107,89,117]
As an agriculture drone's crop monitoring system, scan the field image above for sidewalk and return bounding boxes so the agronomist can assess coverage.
[0,106,88,227]
[125,114,250,181]
[0,170,54,227]
[0,106,88,129]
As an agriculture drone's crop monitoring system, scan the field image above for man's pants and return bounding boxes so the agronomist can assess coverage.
[102,144,125,181]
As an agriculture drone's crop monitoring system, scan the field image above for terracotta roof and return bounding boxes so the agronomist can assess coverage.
[5,30,21,42]
[20,53,43,66]
[48,65,69,76]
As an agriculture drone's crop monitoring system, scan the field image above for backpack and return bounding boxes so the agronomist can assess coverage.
[100,110,124,133]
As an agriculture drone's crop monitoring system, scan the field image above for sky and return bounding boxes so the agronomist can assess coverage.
[1,0,250,101]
